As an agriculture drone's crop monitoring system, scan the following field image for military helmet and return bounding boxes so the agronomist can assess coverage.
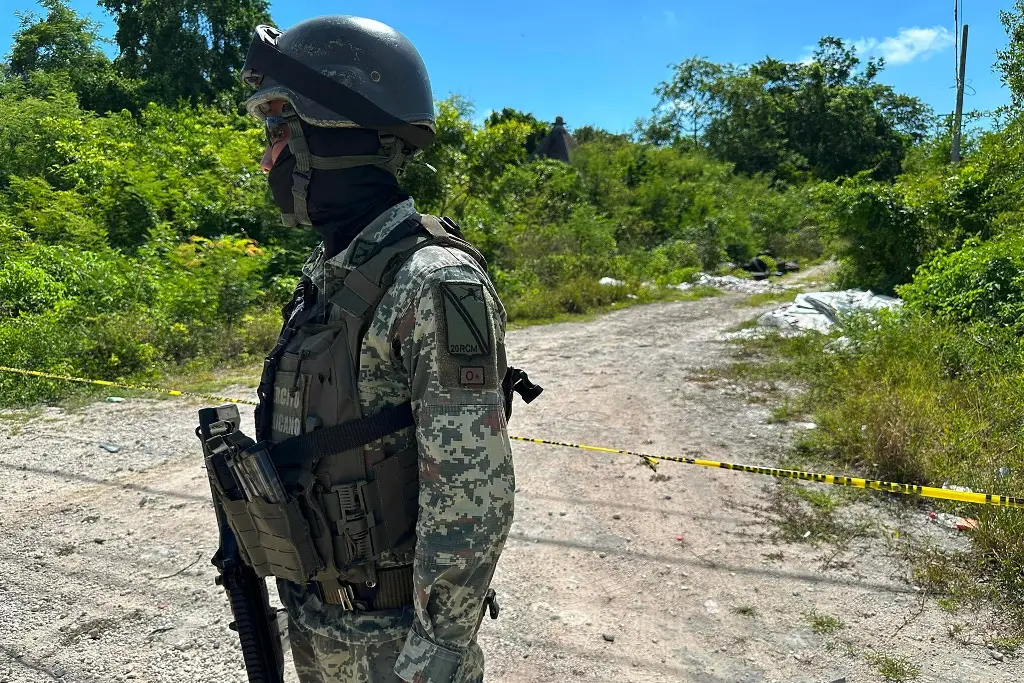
[241,16,435,150]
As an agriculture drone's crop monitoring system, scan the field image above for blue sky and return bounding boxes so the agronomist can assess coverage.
[1,0,1016,132]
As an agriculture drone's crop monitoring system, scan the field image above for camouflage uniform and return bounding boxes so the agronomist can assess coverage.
[276,198,514,683]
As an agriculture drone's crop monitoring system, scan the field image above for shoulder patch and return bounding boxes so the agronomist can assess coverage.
[440,282,491,357]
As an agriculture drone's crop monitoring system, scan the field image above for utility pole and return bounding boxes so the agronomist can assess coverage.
[951,23,969,163]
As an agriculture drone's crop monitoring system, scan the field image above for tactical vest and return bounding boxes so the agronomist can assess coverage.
[216,214,538,610]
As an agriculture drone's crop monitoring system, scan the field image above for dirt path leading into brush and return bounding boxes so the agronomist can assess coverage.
[1,269,1018,683]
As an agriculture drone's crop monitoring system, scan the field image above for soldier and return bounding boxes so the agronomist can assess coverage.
[221,14,539,683]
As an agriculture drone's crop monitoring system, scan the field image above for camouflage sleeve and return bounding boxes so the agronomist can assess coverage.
[391,262,515,683]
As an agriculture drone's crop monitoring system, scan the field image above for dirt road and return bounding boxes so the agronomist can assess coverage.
[1,285,1018,683]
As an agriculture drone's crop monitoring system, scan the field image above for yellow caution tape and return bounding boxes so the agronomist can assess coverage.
[0,365,258,406]
[2,365,1022,510]
[509,436,1024,510]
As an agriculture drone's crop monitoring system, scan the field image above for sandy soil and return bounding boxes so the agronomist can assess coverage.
[1,275,1019,683]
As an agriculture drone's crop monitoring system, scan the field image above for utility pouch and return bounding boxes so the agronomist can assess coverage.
[203,423,325,584]
[242,497,323,583]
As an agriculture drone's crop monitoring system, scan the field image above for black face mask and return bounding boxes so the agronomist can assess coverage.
[266,124,410,258]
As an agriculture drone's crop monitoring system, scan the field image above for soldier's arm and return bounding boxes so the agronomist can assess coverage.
[391,263,514,683]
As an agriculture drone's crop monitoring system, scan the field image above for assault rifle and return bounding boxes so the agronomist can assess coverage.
[197,404,285,683]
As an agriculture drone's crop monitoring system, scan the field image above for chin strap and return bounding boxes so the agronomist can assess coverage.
[280,114,416,227]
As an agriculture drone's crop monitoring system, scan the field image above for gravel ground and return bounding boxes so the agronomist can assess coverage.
[1,276,1020,682]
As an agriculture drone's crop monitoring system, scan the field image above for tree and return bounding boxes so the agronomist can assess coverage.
[997,1,1024,113]
[645,57,725,145]
[5,0,140,114]
[648,38,931,183]
[99,0,270,107]
[485,108,549,156]
[8,0,102,75]
[572,125,629,145]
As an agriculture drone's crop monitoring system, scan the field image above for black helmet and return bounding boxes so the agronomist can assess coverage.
[241,16,435,150]
[241,16,436,226]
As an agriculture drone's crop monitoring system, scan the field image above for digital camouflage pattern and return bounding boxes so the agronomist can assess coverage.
[279,198,514,683]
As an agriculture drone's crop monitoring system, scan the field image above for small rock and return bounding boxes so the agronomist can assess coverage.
[173,640,192,652]
[99,442,121,453]
[105,397,125,403]
[664,495,672,500]
[612,514,622,520]
[704,600,720,614]
[598,552,607,558]
[991,651,1004,662]
[602,633,616,643]
[559,512,566,516]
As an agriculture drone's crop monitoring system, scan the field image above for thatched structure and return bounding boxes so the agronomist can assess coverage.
[530,116,578,163]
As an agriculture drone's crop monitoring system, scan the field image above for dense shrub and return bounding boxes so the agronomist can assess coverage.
[899,234,1024,332]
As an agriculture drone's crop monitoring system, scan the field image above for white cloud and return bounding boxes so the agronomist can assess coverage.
[852,26,955,65]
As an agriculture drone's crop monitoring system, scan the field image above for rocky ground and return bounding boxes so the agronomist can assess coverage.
[1,271,1019,682]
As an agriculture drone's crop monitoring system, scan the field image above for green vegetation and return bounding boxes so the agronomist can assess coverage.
[807,610,845,635]
[731,605,758,618]
[711,3,1024,631]
[731,316,1024,623]
[868,653,920,682]
[2,0,862,404]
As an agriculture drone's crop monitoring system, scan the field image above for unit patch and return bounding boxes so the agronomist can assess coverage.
[440,282,491,357]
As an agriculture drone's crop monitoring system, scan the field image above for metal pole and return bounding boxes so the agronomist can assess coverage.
[951,24,969,163]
